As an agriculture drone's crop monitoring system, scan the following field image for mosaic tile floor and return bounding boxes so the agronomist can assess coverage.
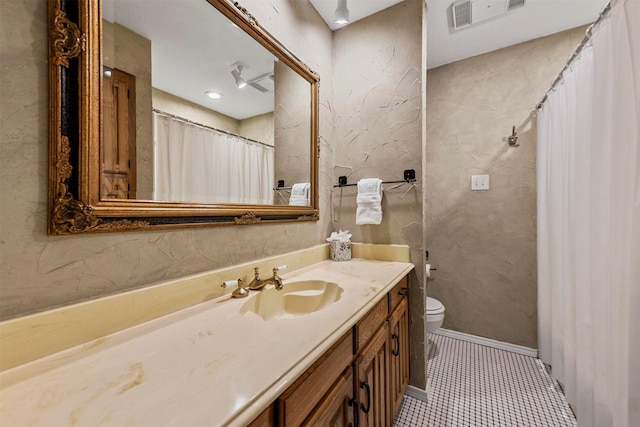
[393,333,577,427]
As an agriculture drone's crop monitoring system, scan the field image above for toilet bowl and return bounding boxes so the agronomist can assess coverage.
[426,297,445,333]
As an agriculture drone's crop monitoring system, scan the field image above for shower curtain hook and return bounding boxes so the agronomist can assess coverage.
[508,126,519,146]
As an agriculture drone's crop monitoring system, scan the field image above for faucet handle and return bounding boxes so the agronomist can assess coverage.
[221,279,240,288]
[273,264,288,274]
[221,278,250,298]
[272,265,286,291]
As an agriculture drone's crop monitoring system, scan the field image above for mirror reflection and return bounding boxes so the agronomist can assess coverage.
[101,0,312,206]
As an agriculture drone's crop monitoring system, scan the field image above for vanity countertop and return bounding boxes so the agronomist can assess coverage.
[0,258,414,426]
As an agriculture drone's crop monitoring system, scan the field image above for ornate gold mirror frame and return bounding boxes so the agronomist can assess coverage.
[48,0,320,235]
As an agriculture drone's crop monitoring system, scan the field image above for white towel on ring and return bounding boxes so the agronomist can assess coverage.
[356,178,383,225]
[289,182,310,206]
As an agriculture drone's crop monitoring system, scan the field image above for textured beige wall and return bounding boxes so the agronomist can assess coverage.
[274,60,312,196]
[0,0,333,320]
[238,112,274,146]
[425,27,587,348]
[333,0,426,389]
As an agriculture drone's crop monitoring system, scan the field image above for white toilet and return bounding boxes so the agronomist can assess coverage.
[426,297,445,333]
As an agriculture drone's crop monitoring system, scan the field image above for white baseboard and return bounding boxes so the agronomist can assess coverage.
[432,328,538,358]
[405,385,428,402]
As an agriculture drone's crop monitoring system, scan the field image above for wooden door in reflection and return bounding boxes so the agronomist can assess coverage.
[102,67,136,199]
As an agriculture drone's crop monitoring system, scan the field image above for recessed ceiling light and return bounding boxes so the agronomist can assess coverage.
[205,91,222,99]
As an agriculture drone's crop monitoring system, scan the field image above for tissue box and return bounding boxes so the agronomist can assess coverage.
[330,240,351,261]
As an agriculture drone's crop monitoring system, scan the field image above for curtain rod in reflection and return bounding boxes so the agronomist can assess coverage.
[152,108,273,149]
[536,2,611,110]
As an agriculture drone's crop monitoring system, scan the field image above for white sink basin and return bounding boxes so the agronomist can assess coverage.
[240,280,343,321]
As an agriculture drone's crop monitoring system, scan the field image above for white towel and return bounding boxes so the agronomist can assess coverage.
[289,183,310,206]
[356,178,383,225]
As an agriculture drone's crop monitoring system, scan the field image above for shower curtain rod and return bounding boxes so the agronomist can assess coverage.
[152,108,274,149]
[536,2,612,110]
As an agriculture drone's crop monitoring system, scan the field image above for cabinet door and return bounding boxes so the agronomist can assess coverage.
[355,323,390,427]
[277,331,353,426]
[389,297,409,417]
[302,366,355,427]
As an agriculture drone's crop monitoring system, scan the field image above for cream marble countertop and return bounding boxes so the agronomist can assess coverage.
[0,258,414,426]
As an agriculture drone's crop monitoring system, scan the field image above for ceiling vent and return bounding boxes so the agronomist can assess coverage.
[506,0,526,11]
[452,0,472,29]
[452,0,526,30]
[247,72,274,93]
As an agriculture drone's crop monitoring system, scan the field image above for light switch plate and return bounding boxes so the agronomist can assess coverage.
[471,174,490,191]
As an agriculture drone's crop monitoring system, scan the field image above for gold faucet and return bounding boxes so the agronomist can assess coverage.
[248,265,287,291]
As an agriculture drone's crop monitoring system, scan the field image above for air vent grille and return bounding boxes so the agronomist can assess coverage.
[507,0,526,11]
[452,0,472,29]
[246,73,274,93]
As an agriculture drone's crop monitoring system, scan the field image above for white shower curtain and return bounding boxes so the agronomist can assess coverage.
[153,114,274,205]
[536,0,639,425]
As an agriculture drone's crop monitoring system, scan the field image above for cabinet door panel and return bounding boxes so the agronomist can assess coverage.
[356,323,390,427]
[302,366,354,427]
[278,331,353,426]
[389,297,409,417]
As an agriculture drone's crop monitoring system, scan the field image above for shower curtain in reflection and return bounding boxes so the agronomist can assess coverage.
[536,0,639,425]
[153,114,274,205]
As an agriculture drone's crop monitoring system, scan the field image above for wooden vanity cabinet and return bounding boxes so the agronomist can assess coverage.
[263,275,410,427]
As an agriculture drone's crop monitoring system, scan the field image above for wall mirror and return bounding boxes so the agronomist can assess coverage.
[48,0,319,234]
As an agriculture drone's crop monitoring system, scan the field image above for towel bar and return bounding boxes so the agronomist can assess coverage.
[333,179,417,188]
[333,169,417,188]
